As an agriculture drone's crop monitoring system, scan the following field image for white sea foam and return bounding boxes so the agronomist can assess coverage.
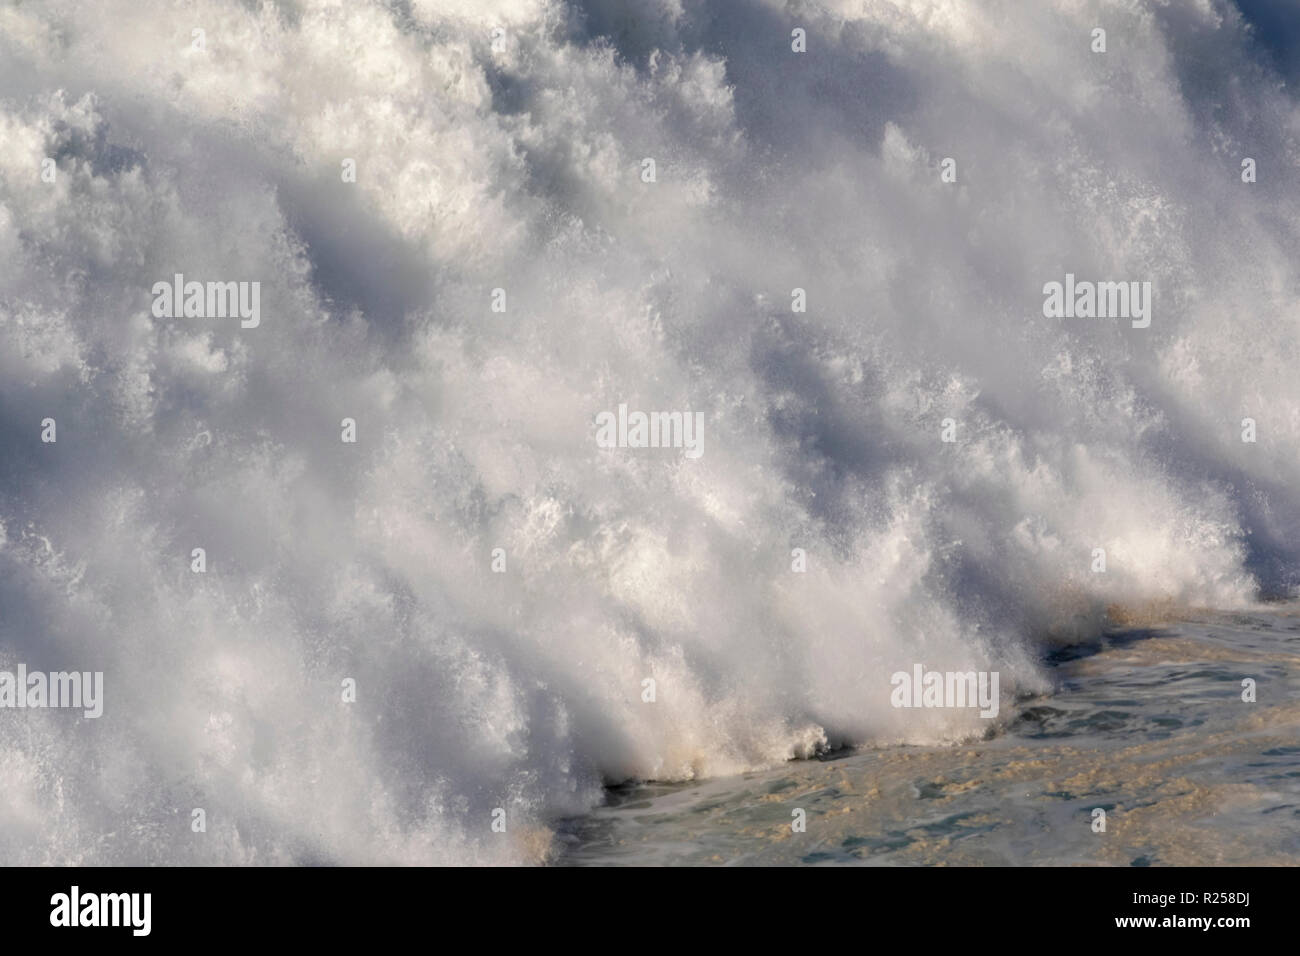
[0,0,1296,864]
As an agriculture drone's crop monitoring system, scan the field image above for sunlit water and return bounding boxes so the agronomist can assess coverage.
[559,609,1300,865]
[2,1,1300,865]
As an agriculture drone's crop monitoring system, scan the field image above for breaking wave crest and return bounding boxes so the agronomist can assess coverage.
[0,0,1297,863]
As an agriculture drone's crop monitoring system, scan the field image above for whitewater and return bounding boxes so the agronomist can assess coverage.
[0,0,1297,865]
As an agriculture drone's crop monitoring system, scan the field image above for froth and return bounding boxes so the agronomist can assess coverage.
[0,0,1293,864]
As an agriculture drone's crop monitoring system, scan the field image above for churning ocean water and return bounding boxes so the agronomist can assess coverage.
[559,609,1300,865]
[0,0,1297,866]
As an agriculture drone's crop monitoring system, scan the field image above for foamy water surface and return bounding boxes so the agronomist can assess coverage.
[0,1,1297,864]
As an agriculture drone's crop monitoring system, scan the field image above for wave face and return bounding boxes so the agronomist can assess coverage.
[0,0,1297,864]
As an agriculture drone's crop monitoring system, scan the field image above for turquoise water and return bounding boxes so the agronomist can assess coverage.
[558,609,1300,865]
